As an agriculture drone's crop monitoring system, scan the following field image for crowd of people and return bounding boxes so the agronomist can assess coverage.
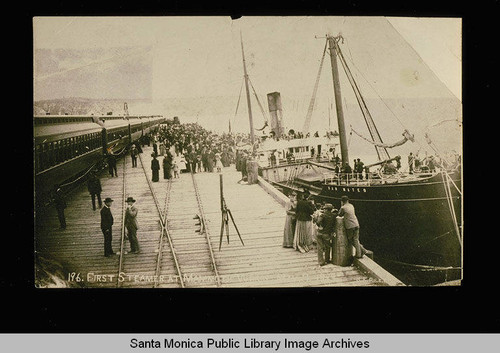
[142,120,255,179]
[283,192,372,266]
[266,129,339,141]
[53,119,257,257]
[51,118,374,263]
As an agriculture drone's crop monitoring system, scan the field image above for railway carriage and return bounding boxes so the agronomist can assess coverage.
[34,114,165,205]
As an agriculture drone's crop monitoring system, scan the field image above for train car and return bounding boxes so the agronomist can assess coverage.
[34,114,165,206]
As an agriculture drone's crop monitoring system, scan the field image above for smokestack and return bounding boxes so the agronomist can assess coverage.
[267,92,284,139]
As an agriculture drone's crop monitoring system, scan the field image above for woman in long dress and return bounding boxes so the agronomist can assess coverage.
[283,192,297,248]
[151,154,160,182]
[293,193,315,253]
[215,152,223,173]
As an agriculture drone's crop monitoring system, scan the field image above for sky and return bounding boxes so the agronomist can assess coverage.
[33,16,461,100]
[33,16,462,161]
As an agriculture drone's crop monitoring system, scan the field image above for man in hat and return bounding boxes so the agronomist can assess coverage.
[100,197,115,257]
[125,197,140,254]
[130,144,138,168]
[338,196,372,259]
[87,170,102,211]
[315,203,336,266]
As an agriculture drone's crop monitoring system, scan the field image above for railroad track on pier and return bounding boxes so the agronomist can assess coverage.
[158,170,222,288]
[112,151,181,288]
[115,150,220,288]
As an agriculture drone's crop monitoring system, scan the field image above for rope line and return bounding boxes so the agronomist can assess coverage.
[302,40,328,134]
[248,77,269,123]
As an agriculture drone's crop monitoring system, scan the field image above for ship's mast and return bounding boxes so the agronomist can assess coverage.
[240,32,255,152]
[327,35,349,167]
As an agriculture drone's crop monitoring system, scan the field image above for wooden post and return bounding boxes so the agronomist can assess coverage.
[247,158,259,185]
[332,217,353,266]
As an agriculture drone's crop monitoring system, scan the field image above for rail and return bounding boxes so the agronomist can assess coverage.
[137,152,185,288]
[153,179,173,288]
[190,172,222,287]
[322,171,440,186]
[116,153,128,288]
[322,172,372,185]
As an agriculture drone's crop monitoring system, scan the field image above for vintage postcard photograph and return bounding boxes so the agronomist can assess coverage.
[33,16,462,288]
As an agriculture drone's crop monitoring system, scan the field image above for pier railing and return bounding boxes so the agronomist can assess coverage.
[323,172,372,185]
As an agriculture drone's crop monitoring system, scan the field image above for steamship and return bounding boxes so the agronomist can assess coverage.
[260,35,462,285]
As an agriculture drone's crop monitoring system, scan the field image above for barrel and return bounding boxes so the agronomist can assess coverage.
[332,217,353,266]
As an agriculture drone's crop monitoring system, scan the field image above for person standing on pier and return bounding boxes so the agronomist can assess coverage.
[173,160,180,178]
[87,170,102,211]
[151,153,160,182]
[239,152,248,182]
[153,140,158,156]
[163,154,171,179]
[124,197,140,254]
[293,193,315,253]
[315,203,336,266]
[196,153,203,173]
[338,196,372,259]
[100,197,115,257]
[215,152,223,173]
[283,192,297,248]
[53,186,66,230]
[130,145,138,168]
[134,141,143,154]
[107,152,117,177]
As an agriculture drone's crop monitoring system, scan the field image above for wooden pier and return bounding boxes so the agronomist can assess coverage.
[35,146,403,288]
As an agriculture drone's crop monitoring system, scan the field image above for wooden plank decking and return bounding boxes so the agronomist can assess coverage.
[35,145,390,288]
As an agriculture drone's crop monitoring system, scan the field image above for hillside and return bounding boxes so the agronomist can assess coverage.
[33,98,153,116]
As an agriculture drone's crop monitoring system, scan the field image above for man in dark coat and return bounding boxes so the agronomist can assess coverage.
[151,153,160,182]
[153,141,158,156]
[315,203,336,266]
[356,158,364,180]
[107,152,117,177]
[124,197,140,254]
[130,144,138,168]
[202,149,210,172]
[240,152,248,180]
[100,197,115,257]
[87,170,102,211]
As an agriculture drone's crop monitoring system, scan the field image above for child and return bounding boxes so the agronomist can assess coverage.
[173,161,180,178]
[215,153,223,173]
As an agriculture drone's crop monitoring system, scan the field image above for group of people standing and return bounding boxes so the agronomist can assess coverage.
[145,119,252,181]
[100,195,140,257]
[283,193,372,266]
[89,162,140,257]
[332,158,369,180]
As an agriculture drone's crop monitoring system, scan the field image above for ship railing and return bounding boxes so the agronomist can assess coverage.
[323,172,371,185]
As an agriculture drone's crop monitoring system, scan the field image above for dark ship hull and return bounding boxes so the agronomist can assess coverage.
[274,171,462,285]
